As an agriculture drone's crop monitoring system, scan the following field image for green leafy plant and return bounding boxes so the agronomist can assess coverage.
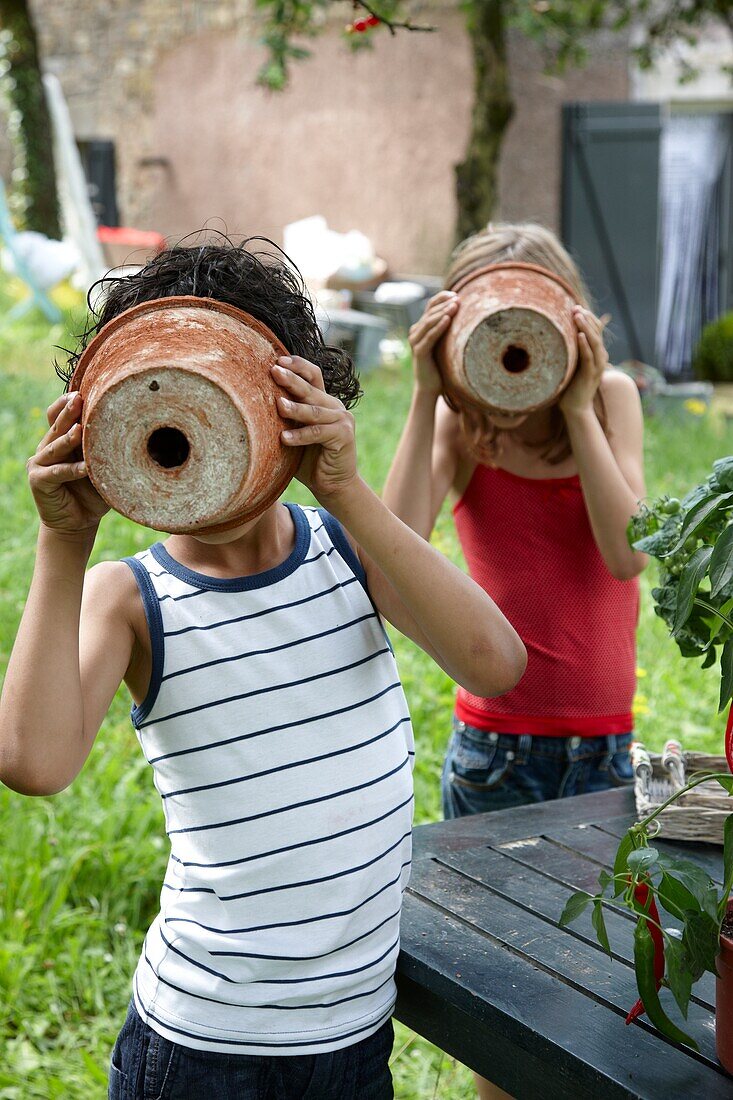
[693,313,733,384]
[628,457,733,714]
[562,462,733,1047]
[560,774,733,1048]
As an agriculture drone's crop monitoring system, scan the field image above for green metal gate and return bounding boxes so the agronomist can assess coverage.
[561,102,662,366]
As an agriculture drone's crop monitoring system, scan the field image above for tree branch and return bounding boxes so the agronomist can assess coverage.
[355,2,435,35]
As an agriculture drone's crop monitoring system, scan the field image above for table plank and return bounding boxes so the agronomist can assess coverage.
[435,843,716,1008]
[397,973,580,1100]
[397,890,728,1099]
[492,833,611,893]
[396,789,728,1097]
[408,858,717,1057]
[411,787,637,860]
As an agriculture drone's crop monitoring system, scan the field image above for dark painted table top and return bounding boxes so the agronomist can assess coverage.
[395,787,732,1099]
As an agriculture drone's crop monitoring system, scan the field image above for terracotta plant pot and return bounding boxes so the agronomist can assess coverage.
[436,261,579,416]
[717,897,733,1074]
[68,296,301,535]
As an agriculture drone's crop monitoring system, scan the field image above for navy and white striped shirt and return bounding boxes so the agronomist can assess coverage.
[123,504,414,1054]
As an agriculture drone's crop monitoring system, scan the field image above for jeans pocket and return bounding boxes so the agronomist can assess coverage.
[450,729,513,792]
[108,1061,128,1100]
[109,1010,134,1100]
[144,1031,180,1100]
[608,748,634,786]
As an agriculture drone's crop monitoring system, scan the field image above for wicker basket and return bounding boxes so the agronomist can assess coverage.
[632,741,731,845]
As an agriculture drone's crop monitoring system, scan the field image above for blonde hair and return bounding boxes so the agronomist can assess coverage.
[443,222,606,465]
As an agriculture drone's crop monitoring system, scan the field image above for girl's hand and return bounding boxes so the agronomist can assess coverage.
[560,306,610,418]
[26,392,110,538]
[408,291,459,394]
[272,356,359,503]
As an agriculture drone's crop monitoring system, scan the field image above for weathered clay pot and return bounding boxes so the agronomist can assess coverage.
[436,261,579,416]
[716,897,733,1074]
[68,296,301,535]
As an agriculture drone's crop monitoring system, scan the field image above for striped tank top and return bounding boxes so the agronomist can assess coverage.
[122,503,415,1054]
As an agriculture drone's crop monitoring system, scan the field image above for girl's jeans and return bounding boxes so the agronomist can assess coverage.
[109,999,394,1100]
[442,718,634,819]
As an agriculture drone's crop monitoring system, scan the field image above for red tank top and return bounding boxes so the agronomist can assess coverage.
[453,464,639,737]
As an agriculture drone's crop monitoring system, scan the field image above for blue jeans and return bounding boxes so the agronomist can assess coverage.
[108,1000,394,1100]
[442,718,634,819]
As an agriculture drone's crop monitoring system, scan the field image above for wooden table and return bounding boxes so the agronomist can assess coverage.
[395,787,731,1099]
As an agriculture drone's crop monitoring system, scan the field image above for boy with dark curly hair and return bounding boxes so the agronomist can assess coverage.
[0,239,526,1100]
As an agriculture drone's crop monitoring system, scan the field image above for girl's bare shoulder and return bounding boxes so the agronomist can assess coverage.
[435,394,461,431]
[600,367,641,403]
[435,396,469,457]
[599,368,642,423]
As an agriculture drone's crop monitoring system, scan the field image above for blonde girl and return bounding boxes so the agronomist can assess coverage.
[383,221,646,1098]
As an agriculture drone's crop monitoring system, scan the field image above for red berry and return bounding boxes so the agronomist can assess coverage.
[352,17,369,32]
[366,15,381,27]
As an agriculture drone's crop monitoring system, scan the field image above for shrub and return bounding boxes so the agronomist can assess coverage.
[693,312,733,383]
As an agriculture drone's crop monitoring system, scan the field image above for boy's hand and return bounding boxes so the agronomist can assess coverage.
[27,392,109,538]
[272,356,358,503]
[408,291,458,395]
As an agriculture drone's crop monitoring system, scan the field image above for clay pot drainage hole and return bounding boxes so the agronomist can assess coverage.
[147,427,191,470]
[502,345,530,374]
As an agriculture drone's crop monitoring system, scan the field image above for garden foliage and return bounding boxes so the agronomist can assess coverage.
[629,456,733,712]
[693,313,733,384]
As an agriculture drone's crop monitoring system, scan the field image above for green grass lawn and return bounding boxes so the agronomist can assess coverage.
[0,304,732,1098]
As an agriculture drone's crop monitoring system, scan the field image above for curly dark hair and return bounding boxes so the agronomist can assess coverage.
[58,233,362,408]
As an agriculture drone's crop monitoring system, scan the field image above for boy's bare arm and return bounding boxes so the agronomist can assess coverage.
[272,357,527,700]
[341,486,525,699]
[0,548,136,794]
[0,394,135,795]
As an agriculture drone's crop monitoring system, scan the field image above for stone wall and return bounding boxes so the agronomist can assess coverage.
[25,0,246,235]
[146,14,629,272]
[2,2,631,272]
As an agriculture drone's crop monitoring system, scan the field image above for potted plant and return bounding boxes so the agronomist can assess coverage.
[561,456,733,1068]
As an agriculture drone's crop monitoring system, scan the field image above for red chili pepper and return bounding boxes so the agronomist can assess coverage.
[625,877,665,1024]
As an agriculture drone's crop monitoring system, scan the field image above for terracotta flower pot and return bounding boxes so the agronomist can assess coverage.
[68,296,301,535]
[717,897,733,1074]
[436,261,579,416]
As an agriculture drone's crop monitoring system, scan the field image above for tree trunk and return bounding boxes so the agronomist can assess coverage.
[454,0,513,243]
[0,0,60,238]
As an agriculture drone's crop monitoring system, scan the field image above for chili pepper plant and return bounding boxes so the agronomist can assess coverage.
[561,456,733,1051]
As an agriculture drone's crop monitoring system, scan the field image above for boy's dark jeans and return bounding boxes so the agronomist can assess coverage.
[442,718,634,818]
[109,1000,394,1100]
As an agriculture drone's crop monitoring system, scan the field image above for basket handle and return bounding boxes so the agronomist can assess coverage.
[662,739,685,787]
